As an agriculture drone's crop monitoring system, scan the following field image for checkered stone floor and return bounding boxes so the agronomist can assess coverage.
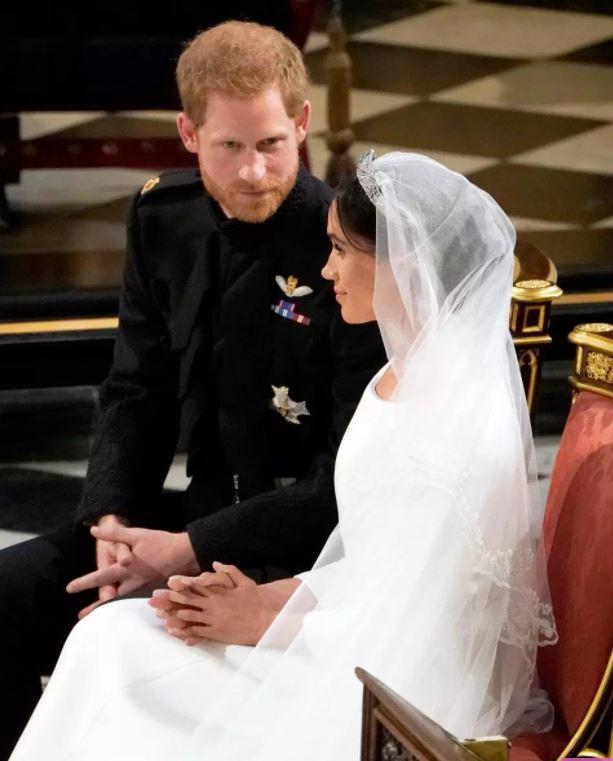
[307,0,613,281]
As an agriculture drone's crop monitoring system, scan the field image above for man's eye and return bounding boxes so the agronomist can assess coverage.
[262,138,279,147]
[223,141,238,149]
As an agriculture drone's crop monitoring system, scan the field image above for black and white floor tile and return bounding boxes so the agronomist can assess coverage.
[0,457,190,550]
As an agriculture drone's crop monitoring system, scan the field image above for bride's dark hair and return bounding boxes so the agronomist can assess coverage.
[334,175,376,253]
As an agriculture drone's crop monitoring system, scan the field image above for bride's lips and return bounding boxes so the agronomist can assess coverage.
[334,288,347,301]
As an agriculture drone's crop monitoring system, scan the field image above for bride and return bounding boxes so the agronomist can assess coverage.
[10,152,557,761]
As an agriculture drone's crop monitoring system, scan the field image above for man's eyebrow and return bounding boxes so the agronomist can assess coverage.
[258,132,288,141]
[210,130,289,143]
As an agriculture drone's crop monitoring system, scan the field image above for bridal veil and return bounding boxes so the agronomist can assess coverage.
[182,152,557,760]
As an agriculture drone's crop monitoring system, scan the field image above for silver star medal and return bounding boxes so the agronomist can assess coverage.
[275,275,313,298]
[271,385,310,425]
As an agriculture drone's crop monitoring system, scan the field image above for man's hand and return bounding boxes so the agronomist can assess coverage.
[67,525,200,614]
[76,514,132,619]
[152,562,277,647]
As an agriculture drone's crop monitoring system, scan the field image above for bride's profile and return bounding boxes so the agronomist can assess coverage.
[10,151,557,761]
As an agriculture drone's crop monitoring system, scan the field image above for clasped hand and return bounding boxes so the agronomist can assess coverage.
[66,516,199,619]
[148,562,277,647]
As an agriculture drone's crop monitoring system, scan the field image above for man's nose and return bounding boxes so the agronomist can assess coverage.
[238,151,266,184]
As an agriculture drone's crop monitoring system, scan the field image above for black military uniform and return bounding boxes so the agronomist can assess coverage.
[78,165,386,571]
[0,166,385,759]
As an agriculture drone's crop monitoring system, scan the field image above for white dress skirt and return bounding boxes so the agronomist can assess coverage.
[10,599,253,760]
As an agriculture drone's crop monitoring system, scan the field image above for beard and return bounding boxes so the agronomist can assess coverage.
[201,160,299,224]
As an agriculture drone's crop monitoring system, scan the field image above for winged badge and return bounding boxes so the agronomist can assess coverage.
[275,275,313,298]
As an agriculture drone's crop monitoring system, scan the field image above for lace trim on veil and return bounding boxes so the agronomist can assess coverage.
[395,446,557,651]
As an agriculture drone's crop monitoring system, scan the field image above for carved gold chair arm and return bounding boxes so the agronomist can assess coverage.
[568,323,613,402]
[511,241,563,417]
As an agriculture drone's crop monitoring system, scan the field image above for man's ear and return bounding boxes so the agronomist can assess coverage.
[295,100,311,145]
[176,112,199,154]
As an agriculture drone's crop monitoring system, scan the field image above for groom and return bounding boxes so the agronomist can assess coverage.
[0,20,385,759]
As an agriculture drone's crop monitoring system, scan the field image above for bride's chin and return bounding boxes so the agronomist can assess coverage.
[339,304,354,324]
[339,305,374,325]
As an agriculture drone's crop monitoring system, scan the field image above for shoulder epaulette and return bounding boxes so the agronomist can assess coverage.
[138,169,202,200]
[140,176,160,195]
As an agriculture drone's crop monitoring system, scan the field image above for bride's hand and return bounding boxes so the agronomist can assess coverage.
[148,567,233,635]
[158,562,277,647]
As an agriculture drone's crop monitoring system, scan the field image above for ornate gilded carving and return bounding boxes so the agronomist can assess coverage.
[515,279,551,289]
[512,278,562,303]
[568,323,613,401]
[576,323,613,334]
[586,352,613,385]
[381,727,415,761]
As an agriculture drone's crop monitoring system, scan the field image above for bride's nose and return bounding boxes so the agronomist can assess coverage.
[321,251,336,281]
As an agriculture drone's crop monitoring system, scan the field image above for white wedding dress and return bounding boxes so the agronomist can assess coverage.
[6,365,393,760]
[8,364,409,760]
[11,152,557,761]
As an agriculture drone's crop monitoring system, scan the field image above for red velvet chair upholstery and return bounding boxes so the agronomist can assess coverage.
[510,358,613,759]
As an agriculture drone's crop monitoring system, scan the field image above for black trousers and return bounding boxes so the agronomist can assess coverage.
[0,522,97,759]
[0,491,186,760]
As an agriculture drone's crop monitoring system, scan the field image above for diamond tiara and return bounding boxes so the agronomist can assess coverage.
[356,149,381,203]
